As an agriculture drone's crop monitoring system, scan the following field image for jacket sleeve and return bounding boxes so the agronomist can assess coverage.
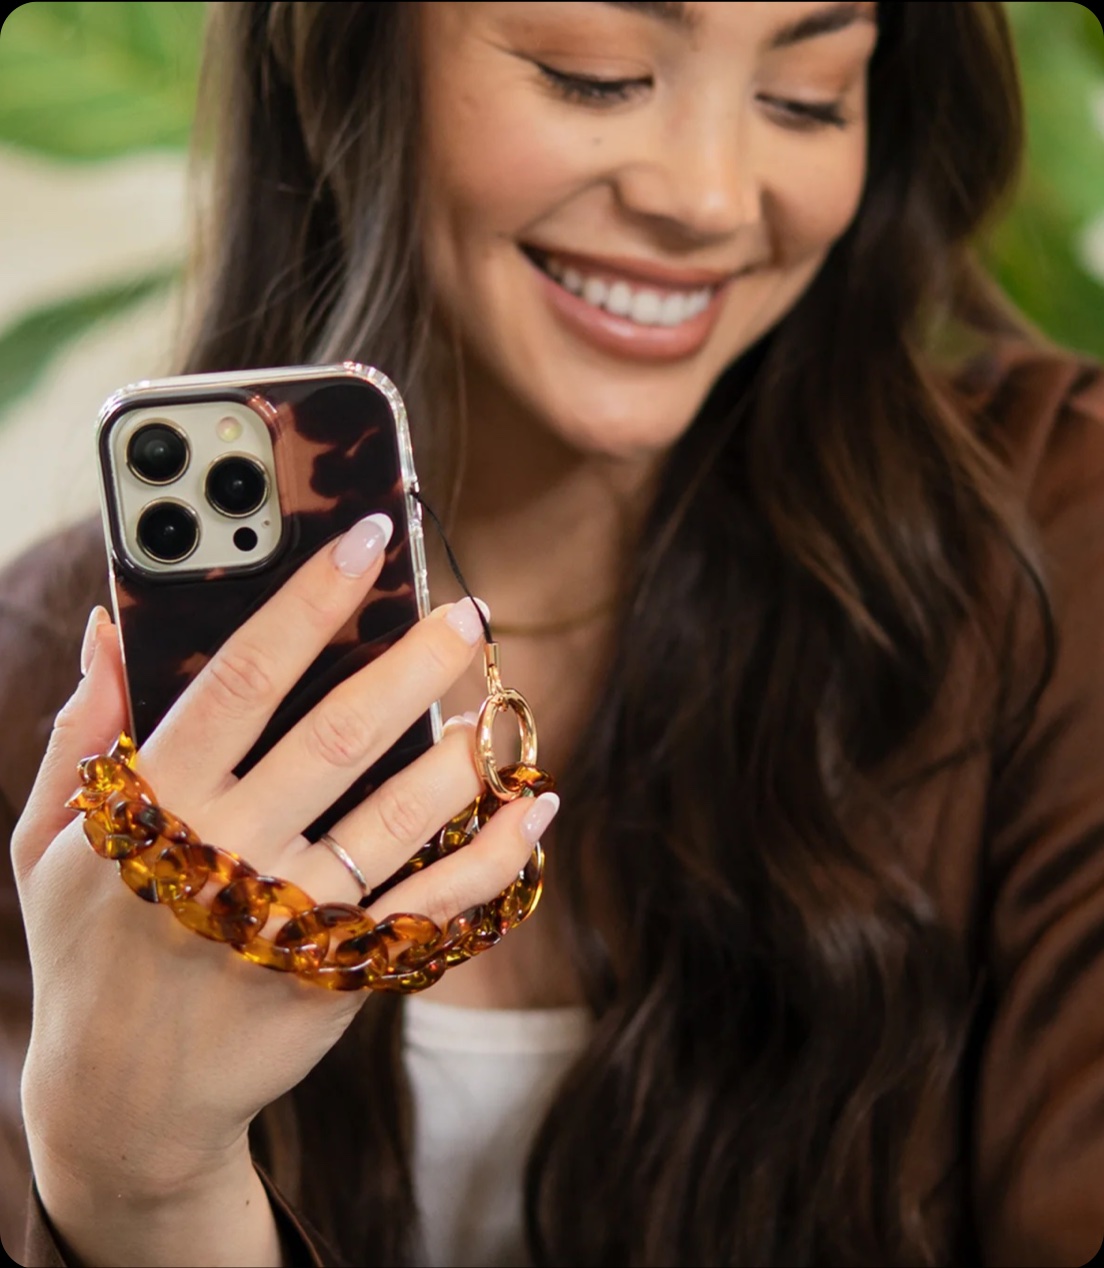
[976,356,1104,1267]
[0,523,345,1267]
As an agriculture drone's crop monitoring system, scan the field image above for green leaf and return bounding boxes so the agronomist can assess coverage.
[0,1,207,159]
[984,2,1104,359]
[983,212,1104,361]
[1007,1,1104,72]
[0,270,176,418]
[1008,3,1104,219]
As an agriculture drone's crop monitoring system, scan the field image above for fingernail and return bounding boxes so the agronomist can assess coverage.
[332,513,393,578]
[445,597,489,645]
[80,605,110,675]
[442,712,476,733]
[462,709,480,726]
[520,792,560,845]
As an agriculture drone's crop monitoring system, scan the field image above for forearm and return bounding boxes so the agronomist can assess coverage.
[30,1140,285,1268]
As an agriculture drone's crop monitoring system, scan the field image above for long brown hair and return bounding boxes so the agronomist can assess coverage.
[185,4,1054,1263]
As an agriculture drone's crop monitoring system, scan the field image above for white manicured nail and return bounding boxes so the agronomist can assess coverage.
[80,606,110,675]
[332,513,393,578]
[445,597,489,645]
[520,792,560,844]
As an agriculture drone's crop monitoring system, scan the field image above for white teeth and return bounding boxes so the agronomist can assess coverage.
[562,267,584,295]
[686,289,711,317]
[582,276,608,306]
[606,280,633,316]
[630,289,662,324]
[538,253,714,327]
[659,293,688,327]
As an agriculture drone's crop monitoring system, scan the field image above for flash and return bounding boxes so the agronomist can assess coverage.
[216,416,243,443]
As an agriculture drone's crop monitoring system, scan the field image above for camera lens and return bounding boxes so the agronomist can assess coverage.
[136,502,199,563]
[127,423,188,485]
[205,456,268,518]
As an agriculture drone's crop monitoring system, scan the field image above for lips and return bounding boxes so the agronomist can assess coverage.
[537,253,713,328]
[521,244,742,361]
[523,244,738,289]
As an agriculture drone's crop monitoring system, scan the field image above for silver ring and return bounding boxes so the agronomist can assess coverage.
[317,832,369,898]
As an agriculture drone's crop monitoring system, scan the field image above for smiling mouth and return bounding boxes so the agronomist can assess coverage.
[523,246,719,329]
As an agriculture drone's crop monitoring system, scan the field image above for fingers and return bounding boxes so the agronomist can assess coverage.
[141,513,394,794]
[304,713,484,903]
[364,790,560,931]
[220,597,489,845]
[11,607,128,878]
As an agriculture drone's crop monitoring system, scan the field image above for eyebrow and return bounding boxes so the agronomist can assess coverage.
[767,2,875,48]
[600,1,876,48]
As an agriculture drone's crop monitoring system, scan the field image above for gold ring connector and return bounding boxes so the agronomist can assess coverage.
[474,688,539,800]
[475,642,538,800]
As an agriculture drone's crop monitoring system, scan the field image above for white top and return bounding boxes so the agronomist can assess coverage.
[402,995,593,1268]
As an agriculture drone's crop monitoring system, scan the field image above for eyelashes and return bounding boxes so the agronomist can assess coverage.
[534,63,850,131]
[536,63,650,105]
[760,95,849,130]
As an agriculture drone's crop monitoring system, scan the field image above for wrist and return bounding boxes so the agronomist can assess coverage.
[31,1134,281,1268]
[22,1042,252,1202]
[25,1093,253,1203]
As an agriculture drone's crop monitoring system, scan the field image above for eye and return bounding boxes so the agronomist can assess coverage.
[536,63,652,106]
[759,95,849,131]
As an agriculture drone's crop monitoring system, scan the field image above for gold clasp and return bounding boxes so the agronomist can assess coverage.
[483,642,504,696]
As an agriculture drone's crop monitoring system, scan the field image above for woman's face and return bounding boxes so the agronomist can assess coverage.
[417,1,878,459]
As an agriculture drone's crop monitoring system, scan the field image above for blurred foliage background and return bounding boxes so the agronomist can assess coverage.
[0,0,1102,428]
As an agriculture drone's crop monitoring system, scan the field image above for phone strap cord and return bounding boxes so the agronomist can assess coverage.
[411,490,494,646]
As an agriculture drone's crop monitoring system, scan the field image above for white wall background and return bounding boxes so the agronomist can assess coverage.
[0,143,188,570]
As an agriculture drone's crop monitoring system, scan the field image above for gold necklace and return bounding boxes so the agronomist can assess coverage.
[490,593,623,637]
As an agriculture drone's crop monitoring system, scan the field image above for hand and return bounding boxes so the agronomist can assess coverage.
[11,513,559,1199]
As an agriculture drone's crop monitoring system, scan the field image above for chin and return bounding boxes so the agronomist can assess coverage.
[539,386,705,461]
[527,353,723,457]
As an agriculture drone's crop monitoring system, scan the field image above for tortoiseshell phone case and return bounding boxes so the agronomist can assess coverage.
[95,363,439,840]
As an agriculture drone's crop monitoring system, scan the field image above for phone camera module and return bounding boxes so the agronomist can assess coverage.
[127,422,189,485]
[206,456,269,518]
[137,501,199,563]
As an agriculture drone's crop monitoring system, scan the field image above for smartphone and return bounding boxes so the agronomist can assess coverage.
[95,362,440,841]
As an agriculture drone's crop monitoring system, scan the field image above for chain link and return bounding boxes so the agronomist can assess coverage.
[67,733,554,993]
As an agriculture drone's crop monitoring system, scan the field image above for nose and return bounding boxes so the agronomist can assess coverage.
[612,102,761,245]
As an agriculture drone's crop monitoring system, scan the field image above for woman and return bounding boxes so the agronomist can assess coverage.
[2,2,1103,1264]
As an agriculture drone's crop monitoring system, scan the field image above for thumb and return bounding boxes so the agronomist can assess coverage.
[12,606,129,869]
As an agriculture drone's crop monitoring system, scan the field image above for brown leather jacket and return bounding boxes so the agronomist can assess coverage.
[2,342,1104,1267]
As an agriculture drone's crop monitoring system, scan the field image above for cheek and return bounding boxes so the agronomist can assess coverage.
[764,133,868,260]
[421,57,595,251]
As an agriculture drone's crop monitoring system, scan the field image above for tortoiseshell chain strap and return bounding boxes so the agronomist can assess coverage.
[66,493,555,993]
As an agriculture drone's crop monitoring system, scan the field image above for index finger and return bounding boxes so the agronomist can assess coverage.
[138,512,395,797]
